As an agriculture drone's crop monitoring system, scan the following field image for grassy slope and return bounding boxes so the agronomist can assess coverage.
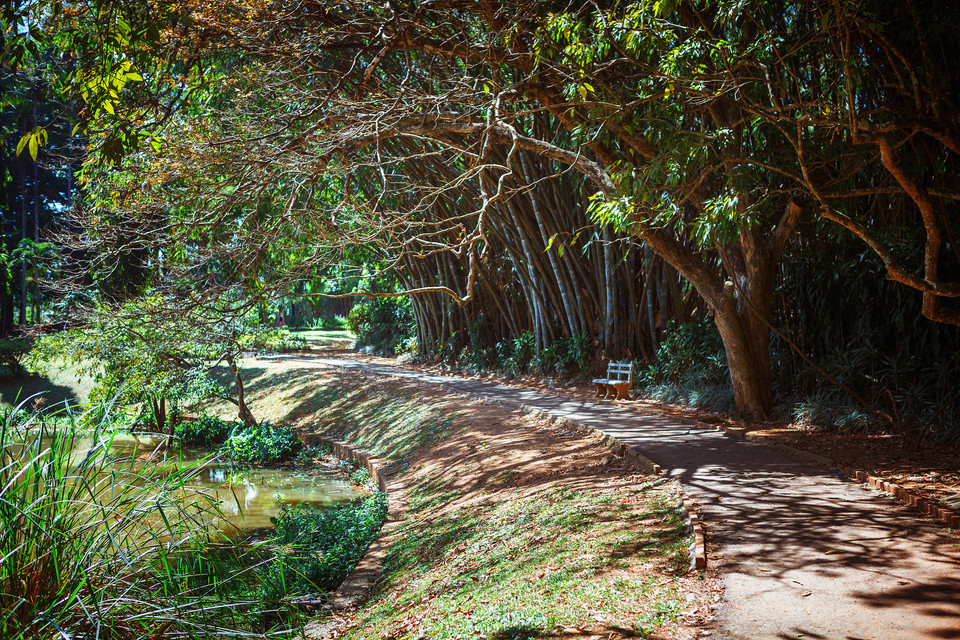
[200,357,711,639]
[0,360,94,410]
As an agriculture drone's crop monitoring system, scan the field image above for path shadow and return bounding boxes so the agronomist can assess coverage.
[306,356,960,640]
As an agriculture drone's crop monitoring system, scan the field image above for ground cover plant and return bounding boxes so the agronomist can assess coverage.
[218,420,303,464]
[264,491,388,599]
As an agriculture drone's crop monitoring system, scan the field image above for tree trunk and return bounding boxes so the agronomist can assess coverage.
[602,226,615,356]
[712,295,775,417]
[151,398,167,434]
[18,164,26,327]
[638,201,802,418]
[228,355,257,426]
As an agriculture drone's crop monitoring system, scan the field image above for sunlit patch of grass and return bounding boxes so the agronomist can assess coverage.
[291,329,355,348]
[343,482,690,639]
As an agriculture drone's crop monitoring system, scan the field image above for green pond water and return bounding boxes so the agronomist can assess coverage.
[9,430,363,532]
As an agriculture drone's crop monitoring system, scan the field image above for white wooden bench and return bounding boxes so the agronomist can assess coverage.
[592,361,633,401]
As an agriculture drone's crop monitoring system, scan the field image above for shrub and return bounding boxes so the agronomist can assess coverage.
[255,330,308,354]
[218,420,302,464]
[295,442,332,464]
[642,319,728,387]
[313,315,347,330]
[347,298,415,356]
[175,414,240,447]
[262,492,388,598]
[349,466,372,486]
[635,320,734,412]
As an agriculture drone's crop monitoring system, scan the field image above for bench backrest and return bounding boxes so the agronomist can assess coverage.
[606,361,633,383]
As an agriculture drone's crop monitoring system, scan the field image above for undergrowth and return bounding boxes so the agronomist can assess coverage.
[264,491,388,598]
[636,319,735,413]
[0,406,220,639]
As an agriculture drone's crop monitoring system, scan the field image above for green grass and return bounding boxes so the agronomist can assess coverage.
[191,360,701,639]
[289,329,355,348]
[0,409,222,639]
[349,482,690,640]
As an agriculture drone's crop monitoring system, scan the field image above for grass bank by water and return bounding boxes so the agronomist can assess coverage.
[200,357,716,639]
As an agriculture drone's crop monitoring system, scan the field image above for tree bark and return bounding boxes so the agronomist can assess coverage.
[637,200,802,417]
[227,355,257,426]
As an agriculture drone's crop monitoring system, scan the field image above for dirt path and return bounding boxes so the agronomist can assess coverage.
[283,353,960,640]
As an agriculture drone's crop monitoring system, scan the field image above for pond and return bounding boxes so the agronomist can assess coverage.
[9,429,364,533]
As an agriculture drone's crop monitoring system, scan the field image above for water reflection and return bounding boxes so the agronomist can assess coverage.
[191,460,362,530]
[9,429,362,532]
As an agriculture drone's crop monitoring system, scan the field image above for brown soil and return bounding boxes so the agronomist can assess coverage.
[318,347,960,518]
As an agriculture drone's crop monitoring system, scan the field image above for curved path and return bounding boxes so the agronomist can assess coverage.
[292,354,959,640]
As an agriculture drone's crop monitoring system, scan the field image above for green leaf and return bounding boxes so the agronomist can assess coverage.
[103,100,115,116]
[15,135,28,158]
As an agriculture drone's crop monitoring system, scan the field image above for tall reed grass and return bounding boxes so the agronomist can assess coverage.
[0,403,219,639]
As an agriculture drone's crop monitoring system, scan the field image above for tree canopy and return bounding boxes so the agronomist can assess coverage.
[3,0,960,425]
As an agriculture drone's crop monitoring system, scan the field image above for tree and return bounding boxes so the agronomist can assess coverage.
[15,0,960,420]
[32,295,261,432]
[811,0,960,326]
[68,0,809,417]
[12,238,55,323]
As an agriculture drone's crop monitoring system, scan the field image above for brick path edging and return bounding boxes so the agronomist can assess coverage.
[301,434,404,610]
[706,423,960,531]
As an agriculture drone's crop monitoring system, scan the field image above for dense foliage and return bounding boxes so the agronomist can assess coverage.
[217,420,302,464]
[2,0,959,438]
[347,297,415,356]
[0,410,220,639]
[263,491,388,598]
[174,414,239,447]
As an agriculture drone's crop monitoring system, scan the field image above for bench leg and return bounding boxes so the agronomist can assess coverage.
[614,384,631,401]
[593,382,606,398]
[603,383,617,399]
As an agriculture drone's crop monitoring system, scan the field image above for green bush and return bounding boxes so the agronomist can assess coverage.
[256,330,308,354]
[313,315,347,330]
[349,466,372,486]
[640,319,728,387]
[262,492,388,598]
[347,298,414,355]
[635,320,734,412]
[218,420,302,464]
[175,414,240,447]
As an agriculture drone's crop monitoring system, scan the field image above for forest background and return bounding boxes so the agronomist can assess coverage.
[2,0,960,446]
